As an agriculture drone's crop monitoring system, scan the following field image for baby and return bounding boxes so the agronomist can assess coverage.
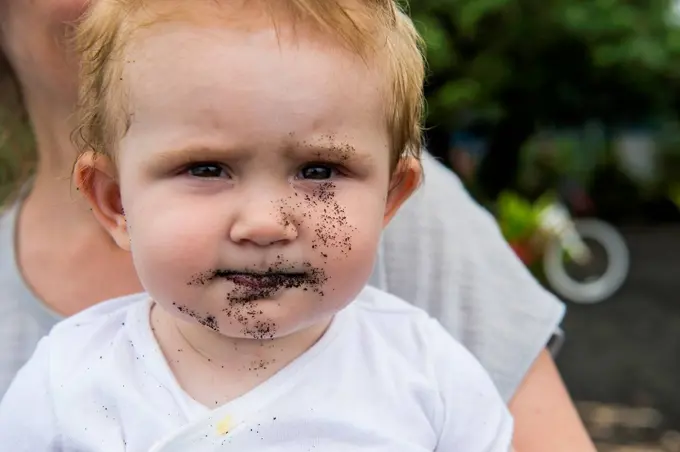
[0,0,513,450]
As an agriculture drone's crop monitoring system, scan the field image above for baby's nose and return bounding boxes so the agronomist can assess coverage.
[229,199,298,247]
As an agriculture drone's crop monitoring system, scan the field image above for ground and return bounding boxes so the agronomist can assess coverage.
[556,227,680,451]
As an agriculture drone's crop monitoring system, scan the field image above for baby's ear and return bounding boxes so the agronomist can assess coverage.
[74,152,130,251]
[383,157,422,226]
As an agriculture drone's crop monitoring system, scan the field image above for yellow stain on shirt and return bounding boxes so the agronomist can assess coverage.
[216,415,233,436]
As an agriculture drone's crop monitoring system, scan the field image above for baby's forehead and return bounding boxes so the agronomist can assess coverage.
[119,5,389,95]
[124,19,352,63]
[121,24,384,101]
[119,18,389,125]
[117,21,390,162]
[122,0,382,58]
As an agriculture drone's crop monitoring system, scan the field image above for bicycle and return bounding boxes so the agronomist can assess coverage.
[496,191,630,304]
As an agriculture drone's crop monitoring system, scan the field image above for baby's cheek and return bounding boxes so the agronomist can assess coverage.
[319,226,381,300]
[305,200,379,260]
[128,223,211,294]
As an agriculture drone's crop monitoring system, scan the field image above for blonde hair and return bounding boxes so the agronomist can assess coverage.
[75,0,425,169]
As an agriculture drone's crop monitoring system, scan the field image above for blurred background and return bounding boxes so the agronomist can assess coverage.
[2,1,680,450]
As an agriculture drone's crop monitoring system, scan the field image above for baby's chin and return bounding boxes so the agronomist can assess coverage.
[206,292,339,340]
[212,314,325,342]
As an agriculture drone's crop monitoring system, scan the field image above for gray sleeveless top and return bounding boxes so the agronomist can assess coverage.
[0,153,564,400]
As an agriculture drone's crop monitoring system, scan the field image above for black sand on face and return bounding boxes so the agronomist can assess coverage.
[181,140,358,342]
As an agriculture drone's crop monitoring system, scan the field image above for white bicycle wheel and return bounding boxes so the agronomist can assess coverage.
[543,218,630,304]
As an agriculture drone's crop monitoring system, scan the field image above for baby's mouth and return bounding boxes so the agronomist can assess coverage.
[214,270,310,290]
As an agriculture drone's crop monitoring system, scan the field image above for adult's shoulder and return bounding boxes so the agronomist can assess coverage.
[375,152,565,400]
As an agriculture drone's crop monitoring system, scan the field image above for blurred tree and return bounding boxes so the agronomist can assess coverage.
[408,0,680,199]
[0,54,34,204]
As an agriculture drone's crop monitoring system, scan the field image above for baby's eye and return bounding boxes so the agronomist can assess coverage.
[186,163,226,178]
[298,164,337,180]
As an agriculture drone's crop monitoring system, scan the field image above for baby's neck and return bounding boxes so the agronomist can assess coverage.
[150,302,332,408]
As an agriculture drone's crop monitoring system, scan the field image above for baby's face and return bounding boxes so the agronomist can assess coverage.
[115,22,403,339]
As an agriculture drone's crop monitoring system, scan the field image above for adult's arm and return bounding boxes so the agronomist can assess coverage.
[510,349,596,451]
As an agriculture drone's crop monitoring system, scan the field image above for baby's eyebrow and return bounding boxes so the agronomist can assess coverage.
[285,142,376,165]
[154,145,247,166]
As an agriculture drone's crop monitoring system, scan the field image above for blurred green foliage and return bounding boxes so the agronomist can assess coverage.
[0,104,34,204]
[408,0,680,128]
[496,190,540,242]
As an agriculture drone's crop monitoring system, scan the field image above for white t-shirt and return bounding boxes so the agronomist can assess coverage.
[0,286,512,452]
